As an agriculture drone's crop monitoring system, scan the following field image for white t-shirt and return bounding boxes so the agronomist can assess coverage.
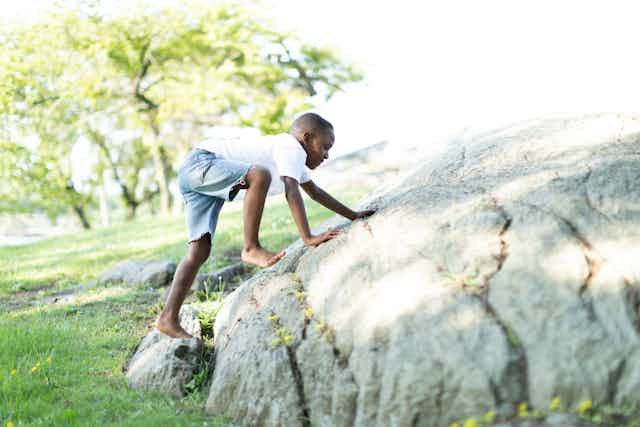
[196,133,311,196]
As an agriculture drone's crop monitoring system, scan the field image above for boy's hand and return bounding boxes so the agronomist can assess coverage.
[304,229,342,246]
[351,208,376,220]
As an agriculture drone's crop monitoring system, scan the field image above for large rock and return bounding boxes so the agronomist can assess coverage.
[99,260,177,287]
[206,114,640,426]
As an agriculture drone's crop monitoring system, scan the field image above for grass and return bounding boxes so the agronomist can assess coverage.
[0,188,369,427]
[0,187,366,297]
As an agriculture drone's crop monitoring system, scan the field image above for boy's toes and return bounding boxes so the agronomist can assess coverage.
[241,247,285,268]
[265,250,286,267]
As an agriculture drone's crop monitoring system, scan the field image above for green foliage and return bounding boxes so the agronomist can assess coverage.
[0,0,363,222]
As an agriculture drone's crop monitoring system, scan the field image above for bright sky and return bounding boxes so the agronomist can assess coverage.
[3,0,640,157]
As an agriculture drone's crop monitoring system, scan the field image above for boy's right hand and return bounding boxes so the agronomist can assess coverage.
[304,229,342,246]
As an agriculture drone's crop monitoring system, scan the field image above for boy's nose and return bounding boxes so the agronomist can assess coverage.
[324,153,329,159]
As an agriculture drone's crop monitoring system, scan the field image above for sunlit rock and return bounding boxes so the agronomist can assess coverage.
[206,114,640,426]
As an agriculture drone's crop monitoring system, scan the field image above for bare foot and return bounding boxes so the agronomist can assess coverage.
[241,246,285,268]
[156,315,193,339]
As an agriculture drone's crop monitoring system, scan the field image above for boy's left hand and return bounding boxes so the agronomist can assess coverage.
[351,208,376,220]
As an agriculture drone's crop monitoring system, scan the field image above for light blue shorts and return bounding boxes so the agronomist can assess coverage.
[178,149,252,243]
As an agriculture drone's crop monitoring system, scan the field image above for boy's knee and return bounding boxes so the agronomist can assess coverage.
[188,235,211,264]
[247,165,271,188]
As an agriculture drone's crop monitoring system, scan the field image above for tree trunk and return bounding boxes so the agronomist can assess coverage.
[126,203,138,220]
[146,115,172,216]
[88,127,143,220]
[150,143,171,215]
[72,205,91,230]
[99,170,110,227]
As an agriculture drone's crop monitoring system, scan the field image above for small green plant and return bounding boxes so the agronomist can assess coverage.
[196,277,227,302]
[184,367,208,394]
[444,269,483,288]
[266,311,294,347]
[448,397,640,427]
[197,308,218,341]
[505,325,520,347]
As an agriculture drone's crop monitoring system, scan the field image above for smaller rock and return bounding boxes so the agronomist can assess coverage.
[127,332,202,397]
[98,260,176,287]
[98,260,140,285]
[136,261,177,288]
[126,307,204,397]
[192,262,250,293]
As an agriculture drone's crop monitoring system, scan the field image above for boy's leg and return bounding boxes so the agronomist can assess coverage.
[156,233,211,338]
[240,166,285,267]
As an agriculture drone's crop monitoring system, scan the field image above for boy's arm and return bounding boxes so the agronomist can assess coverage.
[283,177,341,246]
[300,180,375,220]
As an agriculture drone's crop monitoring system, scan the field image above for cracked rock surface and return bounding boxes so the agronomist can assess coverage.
[206,114,640,426]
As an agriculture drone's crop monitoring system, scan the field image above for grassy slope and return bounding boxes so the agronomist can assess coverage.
[0,188,368,427]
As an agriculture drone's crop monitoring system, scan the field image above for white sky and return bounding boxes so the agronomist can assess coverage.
[3,0,640,157]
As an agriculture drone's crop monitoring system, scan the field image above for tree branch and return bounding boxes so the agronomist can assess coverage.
[277,42,317,96]
[134,39,159,110]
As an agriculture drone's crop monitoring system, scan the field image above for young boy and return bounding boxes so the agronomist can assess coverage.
[156,112,375,338]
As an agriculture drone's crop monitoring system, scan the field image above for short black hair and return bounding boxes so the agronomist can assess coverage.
[290,112,334,139]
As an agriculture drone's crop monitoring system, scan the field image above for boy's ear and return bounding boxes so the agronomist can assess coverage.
[302,131,314,145]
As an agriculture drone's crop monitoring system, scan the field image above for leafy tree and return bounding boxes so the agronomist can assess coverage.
[0,0,363,224]
[0,19,96,228]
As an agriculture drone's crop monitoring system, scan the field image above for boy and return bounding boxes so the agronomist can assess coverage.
[156,113,375,338]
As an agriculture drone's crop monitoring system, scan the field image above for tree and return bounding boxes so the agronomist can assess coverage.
[0,18,96,228]
[0,0,363,224]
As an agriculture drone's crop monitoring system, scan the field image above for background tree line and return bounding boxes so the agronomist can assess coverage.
[0,1,361,229]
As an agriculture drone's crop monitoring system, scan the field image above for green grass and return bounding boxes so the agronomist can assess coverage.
[0,188,367,297]
[0,188,368,427]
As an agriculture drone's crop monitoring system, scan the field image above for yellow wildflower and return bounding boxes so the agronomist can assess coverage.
[518,402,528,417]
[46,356,52,364]
[577,399,592,415]
[282,335,293,346]
[549,396,561,411]
[31,361,41,373]
[10,368,17,376]
[484,410,496,423]
[463,418,477,427]
[8,421,14,427]
[267,314,279,322]
[304,307,314,319]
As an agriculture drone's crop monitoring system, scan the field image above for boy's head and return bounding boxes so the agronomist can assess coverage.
[291,112,335,169]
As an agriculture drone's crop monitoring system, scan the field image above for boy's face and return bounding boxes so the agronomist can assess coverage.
[302,130,334,169]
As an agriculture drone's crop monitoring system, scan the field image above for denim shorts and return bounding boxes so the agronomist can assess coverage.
[178,149,252,243]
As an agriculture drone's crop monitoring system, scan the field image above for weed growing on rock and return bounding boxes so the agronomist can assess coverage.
[448,396,640,427]
[197,309,217,342]
[267,311,294,347]
[288,274,337,346]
